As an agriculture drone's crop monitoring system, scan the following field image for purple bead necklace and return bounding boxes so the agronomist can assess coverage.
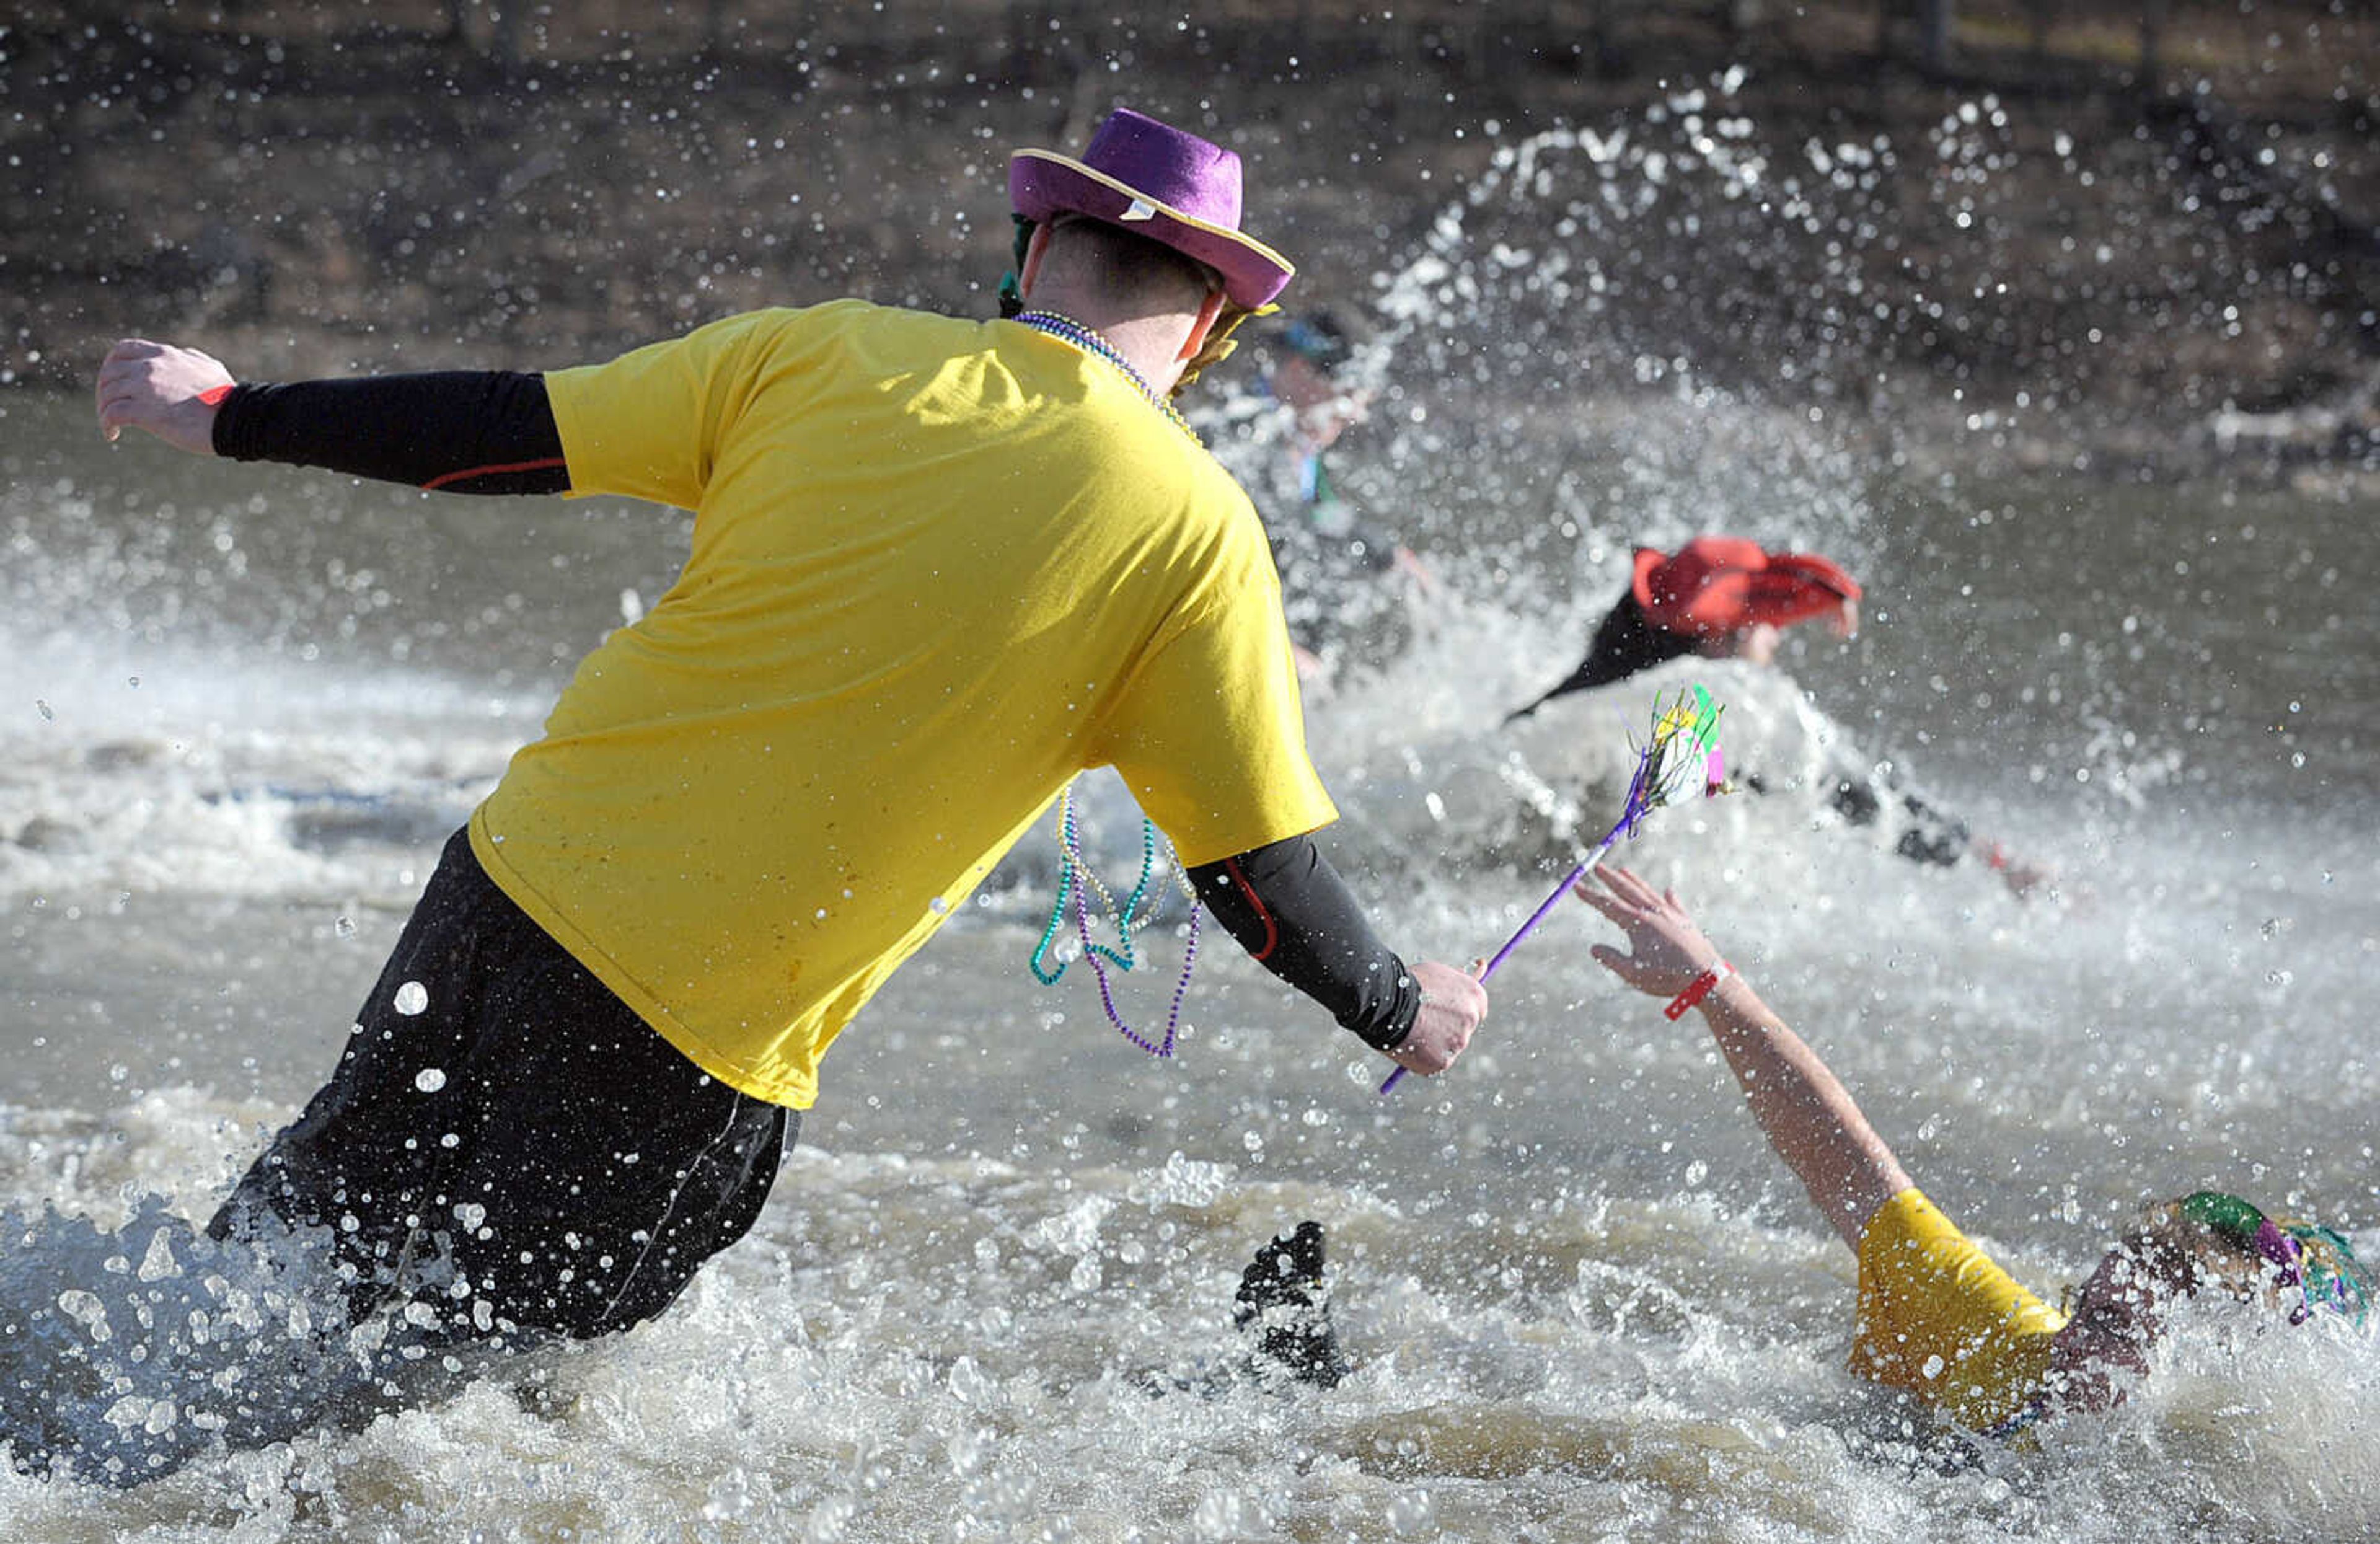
[1028,784,1202,1059]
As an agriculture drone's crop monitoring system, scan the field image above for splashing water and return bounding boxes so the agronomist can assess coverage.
[0,68,2375,1538]
[0,1197,428,1487]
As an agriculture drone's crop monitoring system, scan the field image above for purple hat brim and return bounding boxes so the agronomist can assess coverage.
[1011,150,1295,309]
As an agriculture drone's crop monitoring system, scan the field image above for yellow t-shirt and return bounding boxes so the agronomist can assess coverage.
[468,302,1335,1109]
[1849,1188,2071,1432]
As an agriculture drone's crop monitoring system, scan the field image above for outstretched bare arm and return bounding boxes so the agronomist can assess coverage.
[1577,866,1908,1249]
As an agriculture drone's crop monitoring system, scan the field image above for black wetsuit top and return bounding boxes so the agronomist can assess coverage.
[211,373,1419,1051]
[1505,594,1695,719]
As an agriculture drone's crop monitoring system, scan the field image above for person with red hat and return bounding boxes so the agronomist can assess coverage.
[1512,537,2045,894]
[1512,535,1862,708]
[84,105,1487,1471]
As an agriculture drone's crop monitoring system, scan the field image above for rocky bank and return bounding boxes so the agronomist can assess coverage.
[4,1,2375,485]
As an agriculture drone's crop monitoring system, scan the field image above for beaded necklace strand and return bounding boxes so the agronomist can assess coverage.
[1028,784,1202,1058]
[1015,309,1199,443]
[1013,311,1204,1052]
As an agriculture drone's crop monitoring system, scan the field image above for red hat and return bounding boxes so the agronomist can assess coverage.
[1010,108,1295,309]
[1631,536,1862,638]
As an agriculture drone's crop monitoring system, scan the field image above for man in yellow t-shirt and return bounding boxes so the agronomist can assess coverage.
[93,108,1489,1383]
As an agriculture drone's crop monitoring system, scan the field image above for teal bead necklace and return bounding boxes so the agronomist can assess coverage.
[1015,309,1199,443]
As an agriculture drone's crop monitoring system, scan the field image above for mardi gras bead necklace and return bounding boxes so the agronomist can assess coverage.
[1010,315,1205,1053]
[1015,309,1199,443]
[1028,783,1202,1059]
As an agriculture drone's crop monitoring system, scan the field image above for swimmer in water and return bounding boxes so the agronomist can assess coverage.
[1512,536,2051,898]
[1576,863,2366,1437]
[1238,870,2369,1433]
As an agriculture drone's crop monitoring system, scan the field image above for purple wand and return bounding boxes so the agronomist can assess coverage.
[1380,684,1727,1095]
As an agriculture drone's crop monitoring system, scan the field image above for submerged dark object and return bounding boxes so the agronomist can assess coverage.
[1233,1219,1349,1388]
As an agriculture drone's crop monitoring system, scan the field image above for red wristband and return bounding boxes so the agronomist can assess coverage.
[1664,960,1734,1020]
[197,383,235,406]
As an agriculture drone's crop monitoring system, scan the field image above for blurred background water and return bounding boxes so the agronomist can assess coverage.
[2,7,2378,1539]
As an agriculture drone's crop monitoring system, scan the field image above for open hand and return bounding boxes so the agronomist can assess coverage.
[1572,865,1722,999]
[94,338,233,454]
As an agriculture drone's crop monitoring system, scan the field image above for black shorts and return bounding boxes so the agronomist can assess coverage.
[207,829,794,1342]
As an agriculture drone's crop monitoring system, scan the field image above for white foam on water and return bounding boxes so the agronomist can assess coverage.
[0,1117,2368,1538]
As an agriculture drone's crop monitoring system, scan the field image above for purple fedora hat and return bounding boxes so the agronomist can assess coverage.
[1010,108,1294,309]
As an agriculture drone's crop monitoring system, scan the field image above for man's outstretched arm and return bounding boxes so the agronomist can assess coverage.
[1577,865,1908,1248]
[1189,833,1484,1079]
[95,339,570,495]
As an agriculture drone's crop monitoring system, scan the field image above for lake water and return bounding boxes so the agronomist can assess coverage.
[4,124,2378,1540]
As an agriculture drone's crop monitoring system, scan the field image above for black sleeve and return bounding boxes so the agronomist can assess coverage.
[1188,834,1419,1052]
[1889,782,1973,867]
[1828,759,1972,868]
[1505,594,1697,723]
[210,372,570,495]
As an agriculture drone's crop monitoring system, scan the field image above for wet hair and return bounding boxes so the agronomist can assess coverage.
[2131,1208,2252,1296]
[2054,1208,2249,1349]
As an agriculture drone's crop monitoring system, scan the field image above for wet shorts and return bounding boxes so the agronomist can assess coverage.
[208,829,794,1341]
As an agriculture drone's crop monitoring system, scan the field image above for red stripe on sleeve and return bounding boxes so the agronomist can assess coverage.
[420,456,568,492]
[1224,857,1280,963]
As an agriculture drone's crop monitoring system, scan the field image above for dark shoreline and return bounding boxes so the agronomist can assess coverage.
[5,2,2374,486]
